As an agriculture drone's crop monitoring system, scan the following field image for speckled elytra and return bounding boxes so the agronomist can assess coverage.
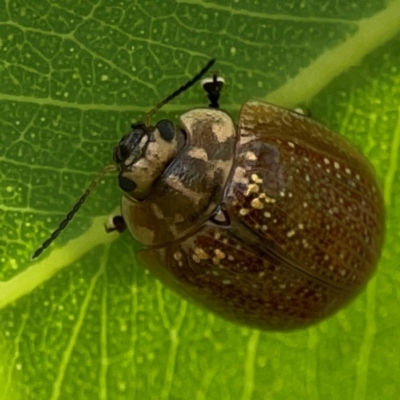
[34,59,385,330]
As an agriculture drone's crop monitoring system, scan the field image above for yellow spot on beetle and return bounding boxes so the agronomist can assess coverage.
[264,196,276,203]
[251,198,264,209]
[214,249,226,259]
[195,248,209,260]
[245,151,257,161]
[250,174,263,184]
[287,230,295,238]
[245,183,260,196]
[212,257,220,265]
[214,232,221,240]
[173,252,182,261]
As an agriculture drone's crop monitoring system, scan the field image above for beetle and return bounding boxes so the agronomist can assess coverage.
[33,59,385,330]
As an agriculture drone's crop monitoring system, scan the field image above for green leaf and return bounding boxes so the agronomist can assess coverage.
[1,1,400,399]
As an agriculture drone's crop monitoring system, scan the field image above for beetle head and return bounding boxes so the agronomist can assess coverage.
[114,58,217,201]
[114,119,184,200]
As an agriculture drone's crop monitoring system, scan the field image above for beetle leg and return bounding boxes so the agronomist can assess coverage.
[105,215,126,233]
[201,73,224,109]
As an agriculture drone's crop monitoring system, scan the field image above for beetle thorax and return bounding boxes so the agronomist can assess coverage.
[114,120,185,200]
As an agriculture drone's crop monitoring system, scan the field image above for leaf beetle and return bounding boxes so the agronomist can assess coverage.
[34,59,385,330]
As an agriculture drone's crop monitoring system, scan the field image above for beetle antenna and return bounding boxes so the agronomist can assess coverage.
[144,58,216,126]
[32,164,117,260]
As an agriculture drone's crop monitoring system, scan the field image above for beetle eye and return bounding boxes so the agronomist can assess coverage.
[113,143,130,164]
[156,119,175,142]
[119,144,131,161]
[118,175,137,192]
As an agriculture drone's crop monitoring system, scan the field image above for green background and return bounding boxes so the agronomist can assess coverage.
[1,0,400,399]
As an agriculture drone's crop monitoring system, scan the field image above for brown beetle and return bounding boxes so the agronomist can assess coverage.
[34,59,385,330]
